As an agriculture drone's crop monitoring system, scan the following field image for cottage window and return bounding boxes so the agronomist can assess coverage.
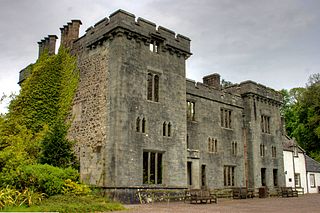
[310,174,316,188]
[143,151,163,184]
[294,173,301,187]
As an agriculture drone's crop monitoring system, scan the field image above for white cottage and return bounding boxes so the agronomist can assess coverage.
[283,136,307,194]
[305,155,320,193]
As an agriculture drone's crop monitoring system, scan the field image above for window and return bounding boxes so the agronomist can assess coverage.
[272,146,276,158]
[136,117,146,133]
[310,174,316,188]
[208,138,217,153]
[149,40,160,53]
[187,134,190,149]
[147,73,159,102]
[163,122,172,137]
[294,173,301,187]
[224,166,235,186]
[261,115,270,133]
[201,165,206,187]
[220,108,232,129]
[260,144,265,157]
[273,169,278,186]
[187,101,195,121]
[136,117,140,132]
[142,118,146,133]
[143,151,162,184]
[232,141,237,156]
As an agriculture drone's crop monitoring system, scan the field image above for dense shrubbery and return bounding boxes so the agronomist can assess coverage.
[0,49,83,209]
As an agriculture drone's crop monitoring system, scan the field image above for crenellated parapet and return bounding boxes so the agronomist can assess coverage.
[37,35,58,58]
[186,78,243,109]
[76,9,191,58]
[224,80,283,106]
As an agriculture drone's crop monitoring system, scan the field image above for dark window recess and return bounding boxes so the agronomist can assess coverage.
[147,73,159,102]
[143,151,163,184]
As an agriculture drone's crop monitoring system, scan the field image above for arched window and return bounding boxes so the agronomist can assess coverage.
[142,118,146,133]
[163,122,166,136]
[136,117,140,132]
[147,73,153,101]
[167,122,171,137]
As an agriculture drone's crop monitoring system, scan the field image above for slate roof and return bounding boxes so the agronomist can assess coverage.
[305,155,320,173]
[283,135,305,153]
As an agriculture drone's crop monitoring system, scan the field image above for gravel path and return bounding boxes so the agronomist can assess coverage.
[113,194,320,213]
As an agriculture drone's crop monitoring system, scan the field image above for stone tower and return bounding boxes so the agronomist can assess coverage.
[68,10,191,188]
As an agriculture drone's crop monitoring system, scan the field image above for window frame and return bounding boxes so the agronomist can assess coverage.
[143,151,163,185]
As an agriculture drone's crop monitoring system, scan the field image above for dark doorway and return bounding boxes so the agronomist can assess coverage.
[187,162,192,186]
[261,168,266,186]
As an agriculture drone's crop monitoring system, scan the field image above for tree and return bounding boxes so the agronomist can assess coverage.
[281,73,320,161]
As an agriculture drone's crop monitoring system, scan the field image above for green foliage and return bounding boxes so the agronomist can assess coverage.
[0,186,45,209]
[62,179,91,196]
[0,48,79,177]
[11,164,79,196]
[39,120,77,168]
[2,194,125,213]
[281,73,320,161]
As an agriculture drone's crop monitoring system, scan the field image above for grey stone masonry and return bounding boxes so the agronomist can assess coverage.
[19,9,285,192]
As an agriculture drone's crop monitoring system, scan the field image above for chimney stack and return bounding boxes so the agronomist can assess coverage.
[60,20,82,49]
[203,73,221,90]
[37,35,58,58]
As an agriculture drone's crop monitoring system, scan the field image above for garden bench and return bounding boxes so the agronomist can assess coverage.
[280,187,298,197]
[189,189,217,204]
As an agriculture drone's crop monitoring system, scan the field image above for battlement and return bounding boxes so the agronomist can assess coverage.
[186,77,243,109]
[77,9,191,58]
[224,80,283,104]
[37,35,58,57]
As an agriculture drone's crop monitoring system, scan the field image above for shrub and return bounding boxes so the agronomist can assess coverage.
[62,179,91,196]
[6,164,79,196]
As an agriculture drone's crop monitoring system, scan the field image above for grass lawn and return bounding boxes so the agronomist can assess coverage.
[2,194,125,212]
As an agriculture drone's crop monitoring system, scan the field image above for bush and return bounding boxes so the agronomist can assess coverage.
[5,164,79,196]
[62,179,91,196]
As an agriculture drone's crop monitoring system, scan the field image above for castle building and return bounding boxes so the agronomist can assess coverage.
[19,9,285,191]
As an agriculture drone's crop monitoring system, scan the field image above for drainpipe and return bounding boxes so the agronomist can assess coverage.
[292,147,296,189]
[304,153,309,193]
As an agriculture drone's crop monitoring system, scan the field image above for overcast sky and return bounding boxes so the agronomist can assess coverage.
[1,0,319,113]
